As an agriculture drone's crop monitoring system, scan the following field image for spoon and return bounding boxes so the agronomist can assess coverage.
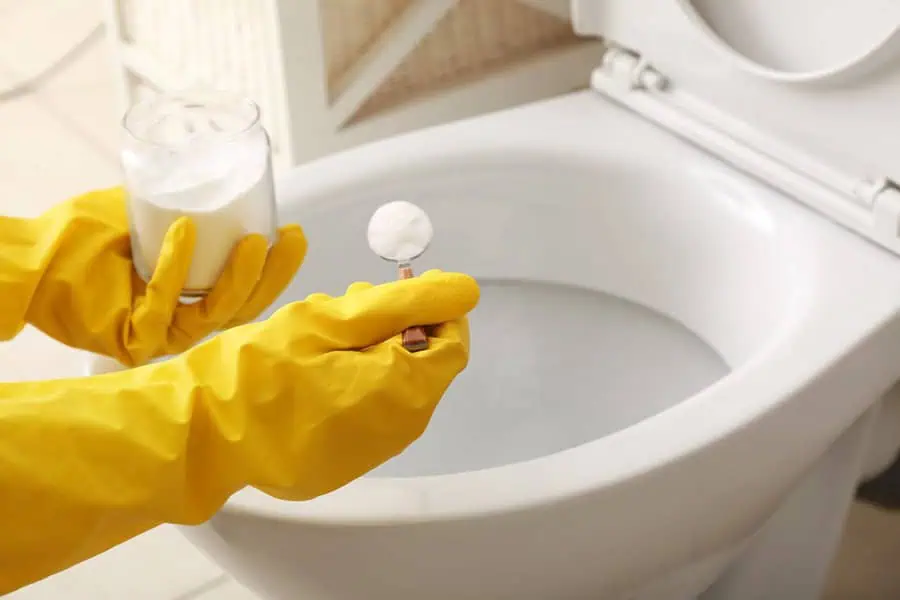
[367,201,433,352]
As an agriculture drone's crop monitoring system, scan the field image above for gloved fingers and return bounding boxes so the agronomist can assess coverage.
[310,270,480,350]
[428,315,471,348]
[345,281,374,295]
[304,292,333,304]
[128,217,196,364]
[223,224,308,327]
[166,233,270,353]
[300,281,370,308]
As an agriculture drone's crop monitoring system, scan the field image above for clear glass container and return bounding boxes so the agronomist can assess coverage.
[121,91,277,297]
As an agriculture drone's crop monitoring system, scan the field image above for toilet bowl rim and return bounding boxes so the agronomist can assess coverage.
[218,129,865,523]
[175,93,898,526]
[275,101,646,203]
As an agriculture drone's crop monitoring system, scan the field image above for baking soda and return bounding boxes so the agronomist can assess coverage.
[367,201,433,263]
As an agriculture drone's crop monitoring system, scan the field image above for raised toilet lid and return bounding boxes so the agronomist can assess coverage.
[574,0,900,182]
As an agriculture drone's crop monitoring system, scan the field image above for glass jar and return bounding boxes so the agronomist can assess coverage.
[121,91,277,297]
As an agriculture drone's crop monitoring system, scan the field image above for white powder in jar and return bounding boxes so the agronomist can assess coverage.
[123,102,276,295]
[367,201,433,263]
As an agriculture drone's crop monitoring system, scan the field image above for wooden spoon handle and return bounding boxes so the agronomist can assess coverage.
[398,265,429,352]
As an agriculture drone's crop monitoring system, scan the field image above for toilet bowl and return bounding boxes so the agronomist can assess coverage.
[87,1,900,598]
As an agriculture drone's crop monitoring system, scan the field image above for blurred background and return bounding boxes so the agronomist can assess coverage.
[0,0,898,598]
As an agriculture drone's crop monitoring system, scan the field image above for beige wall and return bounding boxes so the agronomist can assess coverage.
[322,0,588,123]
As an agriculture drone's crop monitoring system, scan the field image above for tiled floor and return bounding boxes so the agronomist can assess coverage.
[0,1,899,599]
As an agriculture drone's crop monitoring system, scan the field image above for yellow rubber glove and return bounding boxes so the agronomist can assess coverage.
[0,270,478,593]
[0,187,307,366]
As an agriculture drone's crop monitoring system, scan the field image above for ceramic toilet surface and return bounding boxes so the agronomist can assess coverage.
[254,122,795,479]
[165,92,900,600]
[218,90,900,516]
[157,2,900,599]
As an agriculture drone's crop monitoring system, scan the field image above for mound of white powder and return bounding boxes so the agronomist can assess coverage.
[367,201,433,262]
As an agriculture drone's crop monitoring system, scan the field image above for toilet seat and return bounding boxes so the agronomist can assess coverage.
[576,0,900,257]
[672,0,900,83]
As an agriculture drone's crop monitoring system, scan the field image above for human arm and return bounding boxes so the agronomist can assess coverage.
[0,270,478,593]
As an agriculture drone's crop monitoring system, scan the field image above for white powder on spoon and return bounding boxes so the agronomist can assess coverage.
[367,201,433,263]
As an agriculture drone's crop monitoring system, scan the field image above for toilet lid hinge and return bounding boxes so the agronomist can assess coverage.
[591,45,900,257]
[600,47,669,92]
[871,178,900,239]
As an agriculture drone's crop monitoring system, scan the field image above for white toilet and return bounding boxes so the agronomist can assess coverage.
[87,1,900,599]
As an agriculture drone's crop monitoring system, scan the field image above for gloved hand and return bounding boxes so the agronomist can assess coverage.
[0,187,307,366]
[0,270,479,593]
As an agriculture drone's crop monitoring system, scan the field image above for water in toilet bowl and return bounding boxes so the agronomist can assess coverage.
[370,278,730,477]
[258,155,772,481]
